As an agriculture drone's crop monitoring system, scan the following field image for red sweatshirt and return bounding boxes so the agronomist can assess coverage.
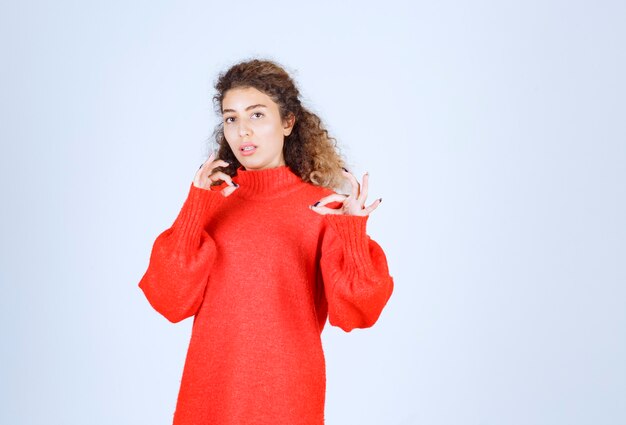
[138,164,394,425]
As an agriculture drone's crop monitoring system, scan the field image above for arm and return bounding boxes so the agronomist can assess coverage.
[319,214,394,332]
[138,182,224,323]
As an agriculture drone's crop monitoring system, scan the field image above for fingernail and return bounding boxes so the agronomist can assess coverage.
[342,167,349,173]
[232,182,239,187]
[379,198,382,203]
[313,201,320,207]
[198,163,203,170]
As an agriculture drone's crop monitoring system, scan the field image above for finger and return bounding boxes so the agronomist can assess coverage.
[199,160,228,184]
[196,154,221,180]
[199,152,215,169]
[195,154,214,186]
[313,193,348,207]
[205,159,229,175]
[220,184,238,197]
[358,172,369,206]
[342,169,360,199]
[202,152,215,165]
[208,170,238,187]
[363,198,382,215]
[310,193,348,215]
[309,204,344,215]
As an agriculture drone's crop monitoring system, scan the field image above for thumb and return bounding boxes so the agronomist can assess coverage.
[221,184,239,197]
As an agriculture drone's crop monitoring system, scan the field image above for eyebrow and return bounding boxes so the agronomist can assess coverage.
[222,104,268,114]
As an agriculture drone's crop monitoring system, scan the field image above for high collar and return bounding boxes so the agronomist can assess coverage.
[231,165,304,200]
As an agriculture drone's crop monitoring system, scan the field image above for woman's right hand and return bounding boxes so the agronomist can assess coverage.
[193,152,239,197]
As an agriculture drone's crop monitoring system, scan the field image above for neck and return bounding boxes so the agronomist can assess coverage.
[232,164,304,200]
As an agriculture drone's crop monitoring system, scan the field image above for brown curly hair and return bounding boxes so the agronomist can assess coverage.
[206,57,351,192]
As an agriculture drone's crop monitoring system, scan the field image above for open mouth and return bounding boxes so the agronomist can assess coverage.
[240,144,257,155]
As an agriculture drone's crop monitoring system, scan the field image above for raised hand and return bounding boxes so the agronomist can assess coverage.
[193,152,239,197]
[310,169,382,216]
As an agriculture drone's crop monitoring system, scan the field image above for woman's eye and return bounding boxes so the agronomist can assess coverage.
[224,117,234,123]
[252,112,263,118]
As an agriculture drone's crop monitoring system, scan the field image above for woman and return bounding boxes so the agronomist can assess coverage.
[138,58,394,424]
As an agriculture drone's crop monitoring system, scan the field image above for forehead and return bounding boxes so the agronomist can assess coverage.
[222,87,277,112]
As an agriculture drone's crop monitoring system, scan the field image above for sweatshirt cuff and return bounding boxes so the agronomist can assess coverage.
[323,214,373,270]
[172,182,224,248]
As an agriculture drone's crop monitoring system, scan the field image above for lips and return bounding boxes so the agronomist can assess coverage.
[240,143,257,156]
[241,142,256,150]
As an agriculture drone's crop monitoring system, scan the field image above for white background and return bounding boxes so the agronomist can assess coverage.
[1,1,624,424]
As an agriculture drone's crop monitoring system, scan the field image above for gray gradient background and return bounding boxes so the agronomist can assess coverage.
[1,1,625,424]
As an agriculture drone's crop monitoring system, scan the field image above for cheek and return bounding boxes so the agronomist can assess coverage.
[223,128,238,151]
[224,125,234,136]
[259,123,283,144]
[223,126,237,142]
[256,119,282,134]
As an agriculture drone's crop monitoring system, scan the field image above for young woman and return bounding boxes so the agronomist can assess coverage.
[138,58,394,425]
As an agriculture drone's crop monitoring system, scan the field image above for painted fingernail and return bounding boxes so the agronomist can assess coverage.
[198,163,203,170]
[379,198,382,203]
[342,167,349,173]
[313,201,320,207]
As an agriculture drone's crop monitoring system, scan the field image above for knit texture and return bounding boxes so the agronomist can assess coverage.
[138,165,394,425]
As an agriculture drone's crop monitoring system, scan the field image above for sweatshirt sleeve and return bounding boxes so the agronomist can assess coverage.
[318,213,394,332]
[138,182,225,323]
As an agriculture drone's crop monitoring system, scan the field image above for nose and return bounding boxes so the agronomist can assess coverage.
[238,123,251,137]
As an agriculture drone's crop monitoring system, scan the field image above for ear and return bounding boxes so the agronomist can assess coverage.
[283,112,296,136]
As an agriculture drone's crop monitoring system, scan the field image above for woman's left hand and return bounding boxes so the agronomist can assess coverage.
[310,169,382,216]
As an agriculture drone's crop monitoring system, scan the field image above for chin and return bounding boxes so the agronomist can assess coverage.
[239,157,267,169]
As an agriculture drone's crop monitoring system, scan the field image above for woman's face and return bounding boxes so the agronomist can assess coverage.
[222,86,295,170]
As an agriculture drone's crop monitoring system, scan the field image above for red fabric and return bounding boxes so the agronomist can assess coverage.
[138,165,394,425]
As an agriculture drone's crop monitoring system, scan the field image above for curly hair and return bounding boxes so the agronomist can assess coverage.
[206,57,351,192]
